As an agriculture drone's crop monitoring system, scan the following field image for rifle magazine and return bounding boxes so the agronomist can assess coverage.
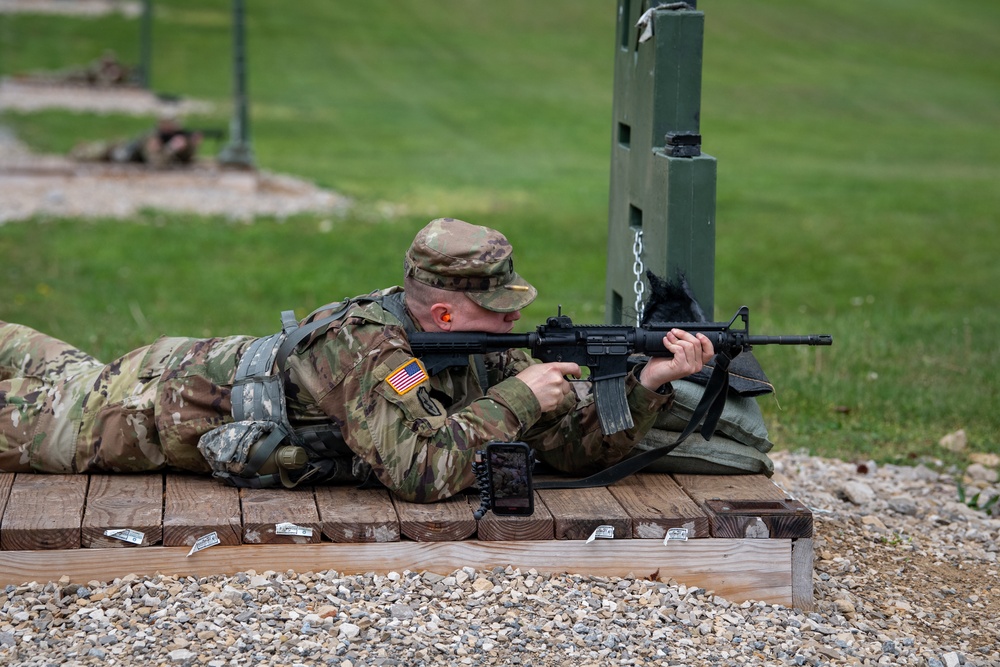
[593,375,634,435]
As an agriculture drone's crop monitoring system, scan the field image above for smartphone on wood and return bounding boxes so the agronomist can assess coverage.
[485,441,534,516]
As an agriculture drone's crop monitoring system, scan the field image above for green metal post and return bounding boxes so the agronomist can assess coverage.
[218,0,255,168]
[137,0,153,88]
[605,0,716,324]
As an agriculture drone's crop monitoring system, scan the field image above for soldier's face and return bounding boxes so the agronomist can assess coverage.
[452,295,521,333]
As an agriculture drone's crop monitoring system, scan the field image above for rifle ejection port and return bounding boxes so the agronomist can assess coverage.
[587,343,631,355]
[586,329,631,356]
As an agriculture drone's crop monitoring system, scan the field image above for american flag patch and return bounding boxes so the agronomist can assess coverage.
[385,359,428,395]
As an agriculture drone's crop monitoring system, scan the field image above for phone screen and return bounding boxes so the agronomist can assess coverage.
[486,442,534,516]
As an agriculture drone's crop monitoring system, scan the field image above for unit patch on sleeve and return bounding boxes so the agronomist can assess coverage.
[385,358,429,395]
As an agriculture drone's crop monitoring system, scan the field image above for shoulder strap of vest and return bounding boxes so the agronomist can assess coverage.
[232,332,286,423]
[378,291,491,392]
[274,292,410,372]
[379,291,415,336]
[274,300,353,372]
[232,300,352,423]
[471,354,489,394]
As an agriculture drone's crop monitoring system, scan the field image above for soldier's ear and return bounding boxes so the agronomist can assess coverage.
[430,303,453,330]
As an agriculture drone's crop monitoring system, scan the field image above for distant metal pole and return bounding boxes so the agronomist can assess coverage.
[137,0,152,88]
[218,0,255,168]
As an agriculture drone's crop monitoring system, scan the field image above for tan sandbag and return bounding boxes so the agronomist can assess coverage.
[633,427,775,476]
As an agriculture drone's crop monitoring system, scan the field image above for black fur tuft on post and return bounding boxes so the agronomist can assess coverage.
[641,270,707,326]
[639,270,774,396]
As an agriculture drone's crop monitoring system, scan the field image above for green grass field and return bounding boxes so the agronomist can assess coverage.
[1,0,998,466]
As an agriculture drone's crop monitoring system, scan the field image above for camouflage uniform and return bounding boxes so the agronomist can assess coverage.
[0,218,675,502]
[0,322,252,475]
[69,118,200,167]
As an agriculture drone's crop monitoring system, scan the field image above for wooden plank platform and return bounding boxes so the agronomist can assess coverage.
[82,475,163,548]
[0,471,814,609]
[164,475,241,547]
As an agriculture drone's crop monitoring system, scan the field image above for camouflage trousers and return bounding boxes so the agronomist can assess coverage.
[0,322,167,473]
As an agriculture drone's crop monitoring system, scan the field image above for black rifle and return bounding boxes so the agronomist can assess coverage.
[409,306,832,436]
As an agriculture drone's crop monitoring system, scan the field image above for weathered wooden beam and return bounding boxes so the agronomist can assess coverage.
[473,492,554,541]
[538,486,632,540]
[164,475,242,547]
[392,493,477,542]
[316,486,400,543]
[608,473,710,538]
[0,538,796,606]
[0,474,87,550]
[673,474,813,539]
[239,487,321,544]
[82,475,163,548]
[0,473,13,523]
[792,537,815,611]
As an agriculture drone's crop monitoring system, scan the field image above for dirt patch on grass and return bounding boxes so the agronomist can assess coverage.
[0,80,349,223]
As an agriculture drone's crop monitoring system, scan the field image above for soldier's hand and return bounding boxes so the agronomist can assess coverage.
[516,362,581,412]
[639,329,714,391]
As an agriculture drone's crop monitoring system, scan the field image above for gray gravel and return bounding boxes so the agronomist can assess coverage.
[1,449,998,667]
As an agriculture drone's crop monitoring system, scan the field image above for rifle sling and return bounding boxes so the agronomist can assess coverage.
[534,352,733,490]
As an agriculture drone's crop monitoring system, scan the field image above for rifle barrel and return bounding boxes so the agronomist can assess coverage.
[746,335,833,346]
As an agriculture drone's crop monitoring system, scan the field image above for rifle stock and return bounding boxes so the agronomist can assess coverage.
[408,306,832,435]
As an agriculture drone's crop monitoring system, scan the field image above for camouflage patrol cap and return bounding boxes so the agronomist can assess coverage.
[404,218,537,313]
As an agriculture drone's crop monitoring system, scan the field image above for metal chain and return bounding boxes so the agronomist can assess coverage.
[632,228,645,325]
